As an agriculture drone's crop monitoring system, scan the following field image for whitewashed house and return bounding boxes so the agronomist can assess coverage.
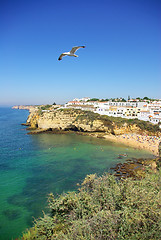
[94,102,110,115]
[138,111,151,121]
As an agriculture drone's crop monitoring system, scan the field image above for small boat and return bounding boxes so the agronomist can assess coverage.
[118,153,128,157]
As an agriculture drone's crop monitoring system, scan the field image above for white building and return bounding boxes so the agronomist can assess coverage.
[138,111,151,121]
[64,98,161,125]
[73,97,91,102]
[149,116,161,124]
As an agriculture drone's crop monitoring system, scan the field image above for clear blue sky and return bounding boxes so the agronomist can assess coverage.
[1,0,161,106]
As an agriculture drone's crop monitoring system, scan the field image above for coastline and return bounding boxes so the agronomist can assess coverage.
[18,106,160,156]
[103,133,160,156]
[76,132,160,156]
[26,128,160,156]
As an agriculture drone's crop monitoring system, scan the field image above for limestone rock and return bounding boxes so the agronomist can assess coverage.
[26,108,161,137]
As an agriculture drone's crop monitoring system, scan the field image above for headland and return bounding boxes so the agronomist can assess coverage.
[18,105,161,156]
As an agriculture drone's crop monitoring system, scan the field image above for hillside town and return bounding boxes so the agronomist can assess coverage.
[12,97,161,126]
[64,97,161,125]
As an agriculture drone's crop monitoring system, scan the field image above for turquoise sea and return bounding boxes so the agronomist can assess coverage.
[0,107,154,240]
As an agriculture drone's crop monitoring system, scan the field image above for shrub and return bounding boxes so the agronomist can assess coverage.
[40,105,52,110]
[21,169,161,240]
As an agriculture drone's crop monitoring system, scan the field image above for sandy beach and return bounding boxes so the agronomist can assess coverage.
[103,133,161,156]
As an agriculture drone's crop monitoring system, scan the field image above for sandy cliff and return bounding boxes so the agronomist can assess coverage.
[25,108,161,155]
[27,109,114,133]
[26,108,156,135]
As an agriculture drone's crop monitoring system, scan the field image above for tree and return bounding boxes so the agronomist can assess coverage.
[143,97,149,100]
[88,98,99,102]
[100,99,109,102]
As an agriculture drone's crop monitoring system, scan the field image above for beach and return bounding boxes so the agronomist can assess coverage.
[104,133,161,156]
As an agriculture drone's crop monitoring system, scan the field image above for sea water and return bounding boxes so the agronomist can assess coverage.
[0,107,154,240]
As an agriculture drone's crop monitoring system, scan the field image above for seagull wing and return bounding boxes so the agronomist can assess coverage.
[58,53,68,61]
[70,46,85,54]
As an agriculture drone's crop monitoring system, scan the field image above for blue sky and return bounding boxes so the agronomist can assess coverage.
[1,0,161,105]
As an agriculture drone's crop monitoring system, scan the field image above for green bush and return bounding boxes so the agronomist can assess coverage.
[40,105,52,110]
[37,109,43,116]
[21,170,161,240]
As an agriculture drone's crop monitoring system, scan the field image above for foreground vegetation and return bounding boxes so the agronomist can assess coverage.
[21,168,161,240]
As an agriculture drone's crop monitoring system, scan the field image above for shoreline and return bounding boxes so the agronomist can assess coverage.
[103,133,160,156]
[28,128,160,156]
[20,107,161,156]
[74,131,160,156]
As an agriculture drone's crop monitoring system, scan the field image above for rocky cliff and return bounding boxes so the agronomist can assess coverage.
[27,109,114,133]
[26,108,160,135]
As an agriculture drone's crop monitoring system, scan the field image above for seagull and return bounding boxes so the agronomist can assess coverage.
[58,46,85,61]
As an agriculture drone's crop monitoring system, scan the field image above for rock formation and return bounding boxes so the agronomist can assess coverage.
[26,108,158,136]
[26,109,114,133]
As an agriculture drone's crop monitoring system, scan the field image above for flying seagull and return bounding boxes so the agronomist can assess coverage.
[58,46,85,61]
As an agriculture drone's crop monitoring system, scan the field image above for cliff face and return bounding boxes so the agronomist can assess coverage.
[26,109,147,135]
[26,110,39,128]
[159,142,161,158]
[112,124,140,135]
[27,109,113,133]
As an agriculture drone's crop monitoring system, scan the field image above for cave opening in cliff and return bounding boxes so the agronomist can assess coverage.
[65,125,79,132]
[70,126,79,131]
[79,127,84,132]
